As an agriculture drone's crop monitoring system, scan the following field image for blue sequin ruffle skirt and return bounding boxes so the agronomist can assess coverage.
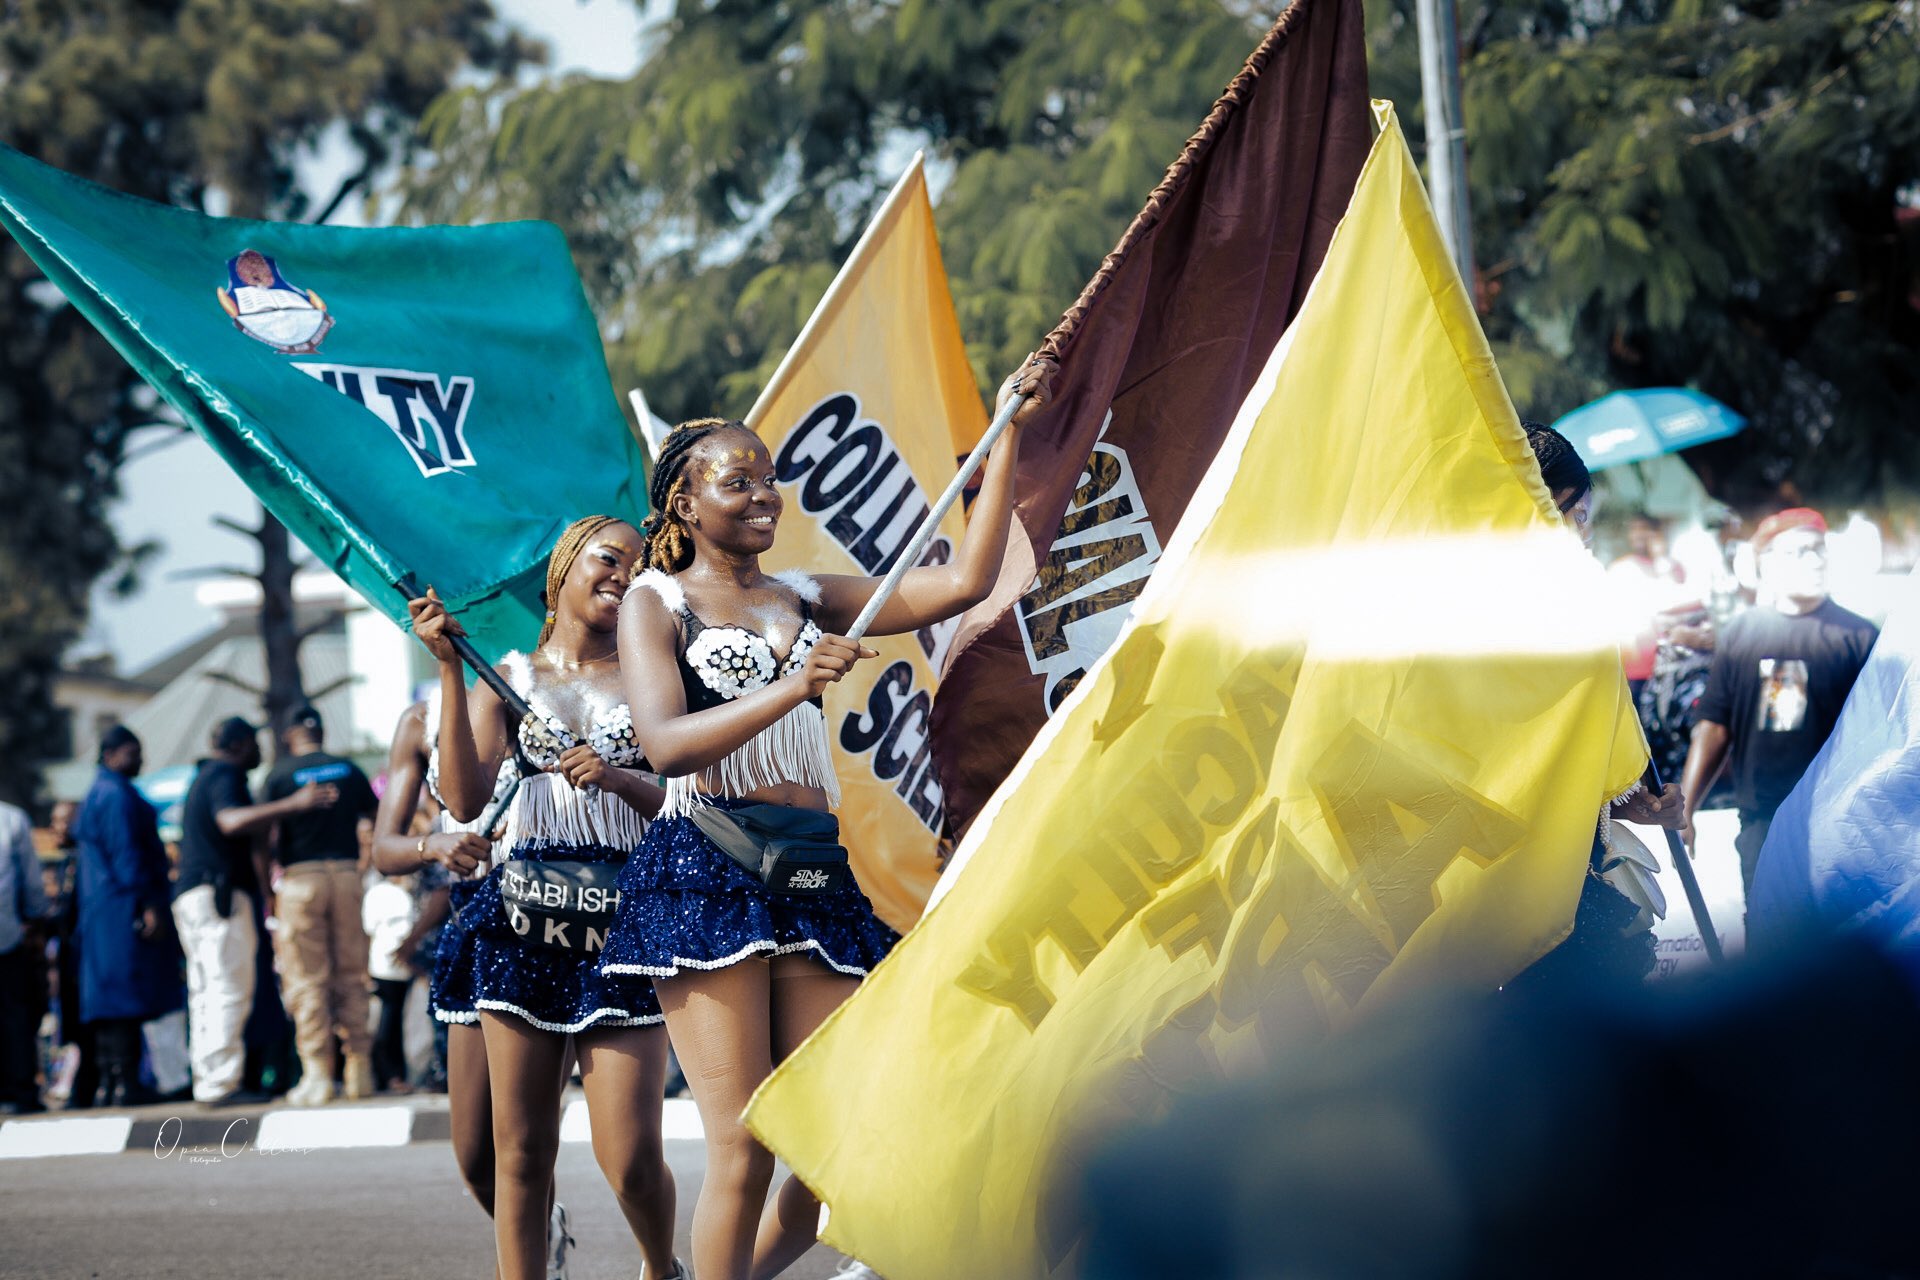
[461,842,662,1033]
[596,800,899,981]
[429,877,483,1025]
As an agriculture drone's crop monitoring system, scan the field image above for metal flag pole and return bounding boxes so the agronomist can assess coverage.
[477,772,523,842]
[391,575,593,804]
[1415,0,1475,284]
[627,387,670,463]
[1644,755,1725,963]
[392,573,541,727]
[843,388,1026,643]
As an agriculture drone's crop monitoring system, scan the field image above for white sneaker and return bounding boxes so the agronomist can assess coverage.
[834,1261,881,1279]
[547,1201,574,1280]
[640,1259,692,1280]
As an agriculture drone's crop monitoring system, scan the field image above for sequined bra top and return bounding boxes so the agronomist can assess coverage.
[487,651,650,855]
[498,651,645,770]
[627,568,840,818]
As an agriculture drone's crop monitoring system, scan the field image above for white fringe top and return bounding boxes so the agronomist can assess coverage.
[489,650,651,856]
[628,568,841,819]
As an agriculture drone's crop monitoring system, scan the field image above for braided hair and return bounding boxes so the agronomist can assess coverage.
[640,417,744,574]
[1522,420,1592,514]
[538,513,623,647]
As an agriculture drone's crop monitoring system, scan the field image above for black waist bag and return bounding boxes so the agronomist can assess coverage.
[686,803,850,895]
[498,859,623,953]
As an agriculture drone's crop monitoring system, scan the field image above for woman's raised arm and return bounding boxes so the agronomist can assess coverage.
[813,357,1055,638]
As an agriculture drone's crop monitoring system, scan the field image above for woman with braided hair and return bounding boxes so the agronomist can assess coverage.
[408,516,686,1280]
[599,357,1055,1280]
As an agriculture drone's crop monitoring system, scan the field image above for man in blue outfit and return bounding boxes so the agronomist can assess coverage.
[71,727,182,1106]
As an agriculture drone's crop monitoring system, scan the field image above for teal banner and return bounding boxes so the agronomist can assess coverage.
[0,143,645,661]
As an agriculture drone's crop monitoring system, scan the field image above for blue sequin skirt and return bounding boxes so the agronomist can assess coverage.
[596,798,899,981]
[429,878,483,1026]
[461,842,662,1033]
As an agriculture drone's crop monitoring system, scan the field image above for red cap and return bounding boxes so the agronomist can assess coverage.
[1752,507,1827,554]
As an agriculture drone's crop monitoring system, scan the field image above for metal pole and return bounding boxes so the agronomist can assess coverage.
[1415,0,1476,285]
[392,573,542,728]
[1645,756,1725,963]
[844,389,1026,643]
[392,579,595,809]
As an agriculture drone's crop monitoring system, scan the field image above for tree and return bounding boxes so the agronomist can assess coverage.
[410,0,1917,519]
[401,0,1267,420]
[1371,0,1919,513]
[0,1,538,808]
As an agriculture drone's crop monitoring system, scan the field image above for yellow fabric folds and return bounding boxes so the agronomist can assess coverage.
[745,104,1647,1280]
[744,155,987,931]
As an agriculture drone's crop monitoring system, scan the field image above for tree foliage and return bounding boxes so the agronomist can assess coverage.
[0,0,534,811]
[1393,0,1918,511]
[412,0,1917,518]
[402,0,1266,420]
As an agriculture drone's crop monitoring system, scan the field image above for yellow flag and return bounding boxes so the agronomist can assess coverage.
[745,155,986,931]
[745,103,1647,1279]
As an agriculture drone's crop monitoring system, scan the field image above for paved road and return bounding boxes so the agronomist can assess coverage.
[0,1128,857,1279]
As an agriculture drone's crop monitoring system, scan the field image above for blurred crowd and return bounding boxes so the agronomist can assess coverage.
[0,500,1900,1117]
[1603,502,1887,894]
[0,706,446,1113]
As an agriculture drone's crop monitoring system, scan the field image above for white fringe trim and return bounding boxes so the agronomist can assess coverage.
[627,569,685,612]
[432,1008,481,1025]
[500,772,650,856]
[473,999,663,1033]
[628,567,819,610]
[601,937,871,980]
[501,649,534,699]
[440,760,520,841]
[1600,780,1647,855]
[659,702,839,817]
[769,569,821,604]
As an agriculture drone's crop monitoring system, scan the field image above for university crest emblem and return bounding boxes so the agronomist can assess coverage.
[216,248,334,354]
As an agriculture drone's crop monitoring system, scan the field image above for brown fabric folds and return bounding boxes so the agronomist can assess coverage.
[928,0,1373,836]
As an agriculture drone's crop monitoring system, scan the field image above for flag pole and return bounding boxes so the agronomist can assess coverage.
[627,387,668,462]
[845,389,1025,643]
[1415,0,1474,284]
[392,573,540,725]
[1646,756,1725,963]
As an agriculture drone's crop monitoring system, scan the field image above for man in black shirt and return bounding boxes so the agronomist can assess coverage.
[172,716,336,1107]
[1682,509,1878,898]
[264,704,379,1106]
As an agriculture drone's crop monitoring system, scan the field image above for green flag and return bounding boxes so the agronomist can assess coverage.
[0,142,644,660]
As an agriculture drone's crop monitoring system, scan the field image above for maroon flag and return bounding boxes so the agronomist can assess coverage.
[928,0,1372,835]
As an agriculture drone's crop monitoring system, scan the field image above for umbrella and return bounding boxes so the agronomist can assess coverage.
[134,764,197,844]
[1552,387,1746,471]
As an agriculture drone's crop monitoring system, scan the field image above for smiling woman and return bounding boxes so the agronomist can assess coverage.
[596,360,1054,1280]
[406,518,686,1280]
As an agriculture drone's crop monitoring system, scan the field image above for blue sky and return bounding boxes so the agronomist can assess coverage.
[84,0,650,672]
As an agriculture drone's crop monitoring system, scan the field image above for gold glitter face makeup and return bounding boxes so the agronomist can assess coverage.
[578,529,642,580]
[702,437,764,483]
